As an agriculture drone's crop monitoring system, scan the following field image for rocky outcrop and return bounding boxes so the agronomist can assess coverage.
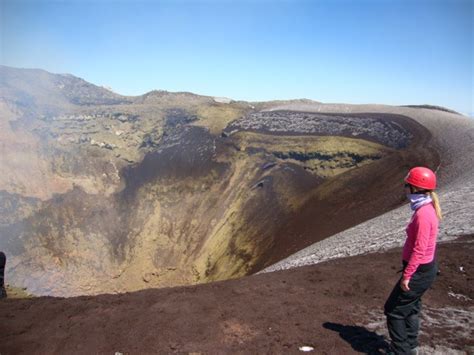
[223,111,413,149]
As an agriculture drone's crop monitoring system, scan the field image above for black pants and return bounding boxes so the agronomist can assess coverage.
[0,252,6,298]
[384,260,437,354]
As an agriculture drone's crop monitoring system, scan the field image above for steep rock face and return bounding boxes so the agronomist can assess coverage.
[0,66,439,296]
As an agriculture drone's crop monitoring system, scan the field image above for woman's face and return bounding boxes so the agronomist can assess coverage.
[405,183,422,195]
[405,183,417,195]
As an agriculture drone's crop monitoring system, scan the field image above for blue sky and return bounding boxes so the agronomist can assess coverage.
[1,0,472,114]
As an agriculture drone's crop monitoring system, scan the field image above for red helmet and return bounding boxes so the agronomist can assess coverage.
[404,166,437,190]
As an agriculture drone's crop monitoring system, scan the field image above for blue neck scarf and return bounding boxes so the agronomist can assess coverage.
[407,193,432,211]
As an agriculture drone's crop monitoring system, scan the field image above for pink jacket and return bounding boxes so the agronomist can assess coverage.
[402,203,438,280]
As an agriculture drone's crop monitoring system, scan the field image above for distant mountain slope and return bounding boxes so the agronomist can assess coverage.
[0,66,132,116]
[400,104,461,115]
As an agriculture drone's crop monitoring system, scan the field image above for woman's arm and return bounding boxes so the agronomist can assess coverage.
[402,213,431,286]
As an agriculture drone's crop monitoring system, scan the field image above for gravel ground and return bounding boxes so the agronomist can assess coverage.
[1,237,472,354]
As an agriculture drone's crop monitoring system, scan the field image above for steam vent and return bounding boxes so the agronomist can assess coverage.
[0,66,445,296]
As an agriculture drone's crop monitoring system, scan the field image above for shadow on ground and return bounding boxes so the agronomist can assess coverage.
[323,322,390,354]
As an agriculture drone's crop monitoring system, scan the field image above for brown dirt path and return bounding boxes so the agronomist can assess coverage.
[1,236,472,354]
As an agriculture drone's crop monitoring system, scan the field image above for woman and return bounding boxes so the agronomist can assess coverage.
[384,166,442,354]
[0,251,6,299]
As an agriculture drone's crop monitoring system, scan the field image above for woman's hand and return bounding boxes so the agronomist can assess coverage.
[400,278,410,292]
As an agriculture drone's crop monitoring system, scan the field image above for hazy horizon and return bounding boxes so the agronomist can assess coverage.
[1,0,472,115]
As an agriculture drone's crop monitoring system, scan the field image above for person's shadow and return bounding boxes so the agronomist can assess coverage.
[323,322,390,354]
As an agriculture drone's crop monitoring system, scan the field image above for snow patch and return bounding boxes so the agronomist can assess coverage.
[213,97,233,104]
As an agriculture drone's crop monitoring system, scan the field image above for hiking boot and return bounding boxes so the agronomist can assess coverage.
[0,285,7,299]
[381,346,397,355]
[382,346,418,355]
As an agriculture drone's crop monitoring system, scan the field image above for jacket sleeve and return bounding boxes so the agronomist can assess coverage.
[403,212,431,281]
